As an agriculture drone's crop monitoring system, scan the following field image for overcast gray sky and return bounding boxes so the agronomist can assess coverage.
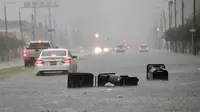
[0,0,196,46]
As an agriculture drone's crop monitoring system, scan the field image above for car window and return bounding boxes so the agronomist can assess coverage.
[141,46,148,48]
[28,43,51,49]
[41,50,66,56]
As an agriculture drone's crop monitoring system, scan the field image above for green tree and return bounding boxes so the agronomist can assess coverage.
[163,9,200,54]
[0,36,25,61]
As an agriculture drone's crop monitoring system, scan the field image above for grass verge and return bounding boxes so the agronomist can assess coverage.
[0,66,30,77]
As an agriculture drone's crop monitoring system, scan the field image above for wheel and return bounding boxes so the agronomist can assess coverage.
[30,61,35,67]
[36,72,41,76]
[36,71,44,76]
[24,62,29,67]
[24,61,30,67]
[63,70,69,75]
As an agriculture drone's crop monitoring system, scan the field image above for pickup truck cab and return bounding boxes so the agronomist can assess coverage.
[23,40,54,67]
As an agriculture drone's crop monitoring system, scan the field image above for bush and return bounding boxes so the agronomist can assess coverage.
[0,36,25,61]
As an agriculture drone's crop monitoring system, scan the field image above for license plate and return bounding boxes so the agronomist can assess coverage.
[50,61,57,65]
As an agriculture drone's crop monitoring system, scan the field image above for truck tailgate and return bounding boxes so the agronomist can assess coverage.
[26,49,43,58]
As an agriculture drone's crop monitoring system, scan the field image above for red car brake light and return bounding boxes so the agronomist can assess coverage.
[36,60,45,64]
[61,58,72,64]
[37,40,42,43]
[23,49,27,57]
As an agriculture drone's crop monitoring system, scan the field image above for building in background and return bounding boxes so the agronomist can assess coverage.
[0,19,46,43]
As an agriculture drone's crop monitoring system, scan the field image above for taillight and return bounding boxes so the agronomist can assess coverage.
[146,47,149,49]
[23,49,27,57]
[36,60,45,64]
[37,40,42,43]
[139,47,141,49]
[62,58,72,64]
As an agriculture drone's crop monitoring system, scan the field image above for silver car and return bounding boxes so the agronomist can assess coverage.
[139,45,149,52]
[35,48,78,76]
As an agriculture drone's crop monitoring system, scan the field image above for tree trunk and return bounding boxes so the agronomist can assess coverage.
[181,41,185,54]
[175,41,178,52]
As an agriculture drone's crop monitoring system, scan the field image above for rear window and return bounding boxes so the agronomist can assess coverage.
[41,50,66,56]
[141,46,148,48]
[28,43,51,49]
[117,45,125,48]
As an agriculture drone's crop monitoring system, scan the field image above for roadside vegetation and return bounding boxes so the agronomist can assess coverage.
[163,9,200,55]
[0,66,31,77]
[0,36,25,61]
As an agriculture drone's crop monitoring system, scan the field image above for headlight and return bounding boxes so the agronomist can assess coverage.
[103,48,109,52]
[94,47,102,54]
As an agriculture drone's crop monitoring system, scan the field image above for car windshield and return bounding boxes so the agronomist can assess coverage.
[28,43,51,49]
[41,50,66,56]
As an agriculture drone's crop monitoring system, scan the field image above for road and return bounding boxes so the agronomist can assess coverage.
[0,50,200,112]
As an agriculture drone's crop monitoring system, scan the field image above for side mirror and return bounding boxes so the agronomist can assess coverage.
[72,55,78,59]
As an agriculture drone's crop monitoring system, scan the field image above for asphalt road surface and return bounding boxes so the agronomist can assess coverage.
[1,50,200,112]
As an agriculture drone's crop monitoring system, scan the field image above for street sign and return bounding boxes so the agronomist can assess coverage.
[24,0,59,8]
[47,29,55,32]
[189,28,196,32]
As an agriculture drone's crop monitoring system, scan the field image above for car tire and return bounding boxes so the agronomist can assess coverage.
[36,72,41,76]
[36,71,44,76]
[63,70,69,75]
[24,62,29,67]
[30,61,35,67]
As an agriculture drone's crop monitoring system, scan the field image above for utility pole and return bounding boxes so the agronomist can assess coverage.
[174,0,177,28]
[157,28,160,51]
[19,8,23,40]
[48,7,52,42]
[4,5,8,37]
[168,0,173,52]
[163,9,168,50]
[34,8,37,37]
[45,16,47,40]
[31,14,35,40]
[53,20,56,44]
[163,9,167,31]
[168,0,173,29]
[193,0,196,55]
[159,12,163,50]
[181,0,184,26]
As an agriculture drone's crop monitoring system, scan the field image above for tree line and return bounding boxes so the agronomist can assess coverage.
[163,10,200,55]
[0,36,25,61]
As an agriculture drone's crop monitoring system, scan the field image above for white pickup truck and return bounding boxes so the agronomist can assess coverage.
[23,40,55,67]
